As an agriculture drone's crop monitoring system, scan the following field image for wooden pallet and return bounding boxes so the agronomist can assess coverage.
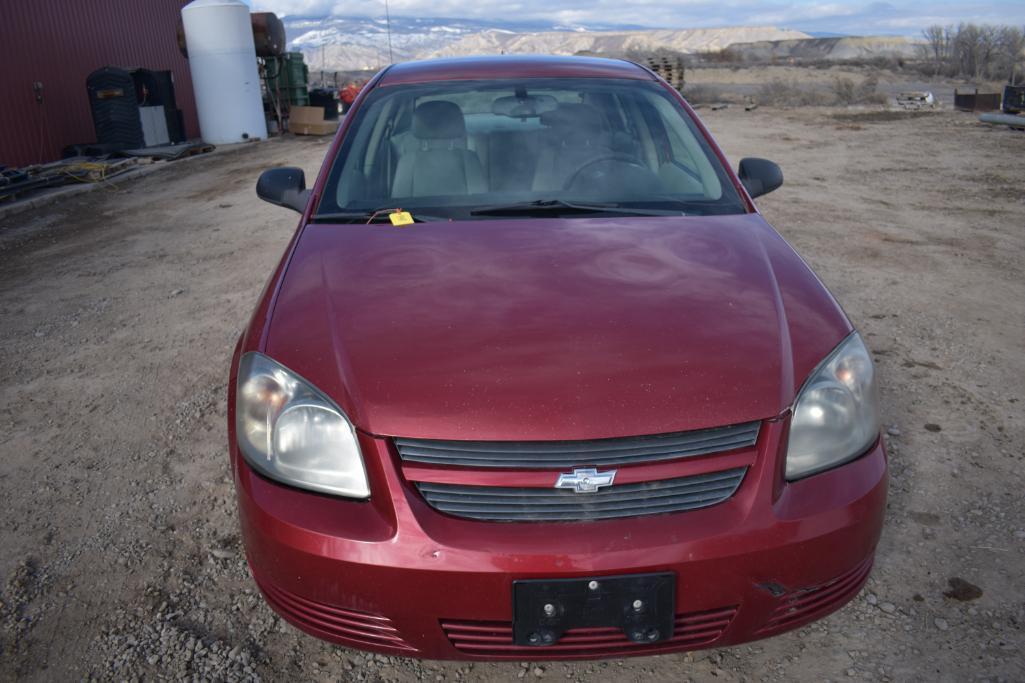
[644,56,686,90]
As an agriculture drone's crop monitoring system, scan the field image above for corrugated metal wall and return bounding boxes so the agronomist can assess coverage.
[0,0,200,168]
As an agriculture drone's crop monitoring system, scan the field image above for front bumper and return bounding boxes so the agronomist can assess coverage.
[233,417,887,660]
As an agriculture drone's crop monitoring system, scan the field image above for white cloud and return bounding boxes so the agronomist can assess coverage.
[248,0,1025,35]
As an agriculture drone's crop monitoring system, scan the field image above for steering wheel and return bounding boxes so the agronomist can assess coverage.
[563,154,650,190]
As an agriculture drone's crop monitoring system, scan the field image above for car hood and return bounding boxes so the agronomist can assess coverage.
[266,214,851,441]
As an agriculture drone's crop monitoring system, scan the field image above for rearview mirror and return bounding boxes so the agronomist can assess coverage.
[738,158,783,199]
[256,167,310,213]
[491,94,558,118]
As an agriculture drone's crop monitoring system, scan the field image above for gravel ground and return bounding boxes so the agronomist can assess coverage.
[1,104,1023,682]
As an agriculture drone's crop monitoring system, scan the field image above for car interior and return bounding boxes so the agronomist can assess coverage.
[326,80,738,215]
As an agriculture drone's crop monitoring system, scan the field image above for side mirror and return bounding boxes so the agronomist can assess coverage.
[738,158,783,199]
[256,167,310,213]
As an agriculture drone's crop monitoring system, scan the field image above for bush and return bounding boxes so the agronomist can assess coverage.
[831,75,888,105]
[681,84,725,104]
[702,48,744,64]
[750,76,888,108]
[755,79,831,107]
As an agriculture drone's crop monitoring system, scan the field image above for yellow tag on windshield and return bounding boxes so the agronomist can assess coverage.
[389,211,414,226]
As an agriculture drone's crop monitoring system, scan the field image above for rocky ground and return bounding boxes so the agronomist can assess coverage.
[1,105,1023,681]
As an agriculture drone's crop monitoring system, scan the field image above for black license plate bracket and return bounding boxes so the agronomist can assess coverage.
[512,572,675,646]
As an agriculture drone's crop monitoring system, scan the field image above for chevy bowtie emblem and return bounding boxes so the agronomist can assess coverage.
[555,468,617,493]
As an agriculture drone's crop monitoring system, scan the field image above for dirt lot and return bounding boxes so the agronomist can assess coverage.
[1,106,1023,682]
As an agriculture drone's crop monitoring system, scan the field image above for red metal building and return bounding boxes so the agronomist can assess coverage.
[1,0,200,168]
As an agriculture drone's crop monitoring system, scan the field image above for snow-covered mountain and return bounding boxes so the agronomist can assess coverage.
[283,16,811,72]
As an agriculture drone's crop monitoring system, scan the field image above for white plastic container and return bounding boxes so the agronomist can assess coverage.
[181,0,267,143]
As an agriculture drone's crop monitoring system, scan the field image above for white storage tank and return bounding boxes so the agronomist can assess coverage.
[181,0,267,144]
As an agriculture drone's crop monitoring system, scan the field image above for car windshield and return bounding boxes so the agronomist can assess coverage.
[315,77,746,220]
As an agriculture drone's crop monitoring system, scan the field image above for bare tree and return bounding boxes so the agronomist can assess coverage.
[921,25,951,75]
[994,25,1025,82]
[921,23,1025,81]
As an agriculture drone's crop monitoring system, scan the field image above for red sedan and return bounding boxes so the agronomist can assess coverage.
[233,55,886,660]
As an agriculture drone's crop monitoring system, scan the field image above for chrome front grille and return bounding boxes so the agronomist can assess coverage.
[416,468,747,522]
[395,422,759,469]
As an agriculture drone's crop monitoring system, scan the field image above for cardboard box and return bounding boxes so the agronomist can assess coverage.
[289,106,339,136]
[291,120,339,136]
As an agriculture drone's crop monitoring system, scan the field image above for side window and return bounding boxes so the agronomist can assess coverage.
[331,94,406,209]
[615,93,657,167]
[633,97,698,175]
[664,125,700,175]
[644,94,723,199]
[417,90,528,115]
[584,92,626,133]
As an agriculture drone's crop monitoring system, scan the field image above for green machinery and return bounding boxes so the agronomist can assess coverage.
[264,52,309,107]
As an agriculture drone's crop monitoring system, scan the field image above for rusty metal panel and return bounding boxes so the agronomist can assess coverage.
[953,89,1001,113]
[1003,85,1025,114]
[0,0,200,168]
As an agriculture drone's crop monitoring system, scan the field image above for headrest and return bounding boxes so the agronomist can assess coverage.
[412,100,466,140]
[540,103,606,135]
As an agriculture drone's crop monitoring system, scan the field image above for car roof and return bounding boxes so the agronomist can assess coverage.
[376,55,656,86]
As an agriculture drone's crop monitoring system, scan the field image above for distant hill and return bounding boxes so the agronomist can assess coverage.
[726,35,921,62]
[283,17,811,72]
[282,16,915,74]
[428,26,812,60]
[285,16,646,72]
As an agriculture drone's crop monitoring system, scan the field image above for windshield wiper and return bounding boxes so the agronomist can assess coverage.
[312,200,686,223]
[469,199,686,218]
[311,209,448,224]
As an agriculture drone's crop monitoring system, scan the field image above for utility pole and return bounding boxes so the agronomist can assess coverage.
[384,0,394,64]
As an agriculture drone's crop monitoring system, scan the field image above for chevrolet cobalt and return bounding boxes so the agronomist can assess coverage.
[231,55,887,659]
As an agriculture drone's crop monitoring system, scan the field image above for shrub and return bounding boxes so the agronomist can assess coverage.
[755,79,831,107]
[681,84,725,104]
[702,48,744,64]
[831,75,888,105]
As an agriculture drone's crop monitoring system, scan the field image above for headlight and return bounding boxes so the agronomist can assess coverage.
[785,332,880,480]
[236,352,369,498]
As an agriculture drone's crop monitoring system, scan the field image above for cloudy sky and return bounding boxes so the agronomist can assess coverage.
[249,0,1025,35]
